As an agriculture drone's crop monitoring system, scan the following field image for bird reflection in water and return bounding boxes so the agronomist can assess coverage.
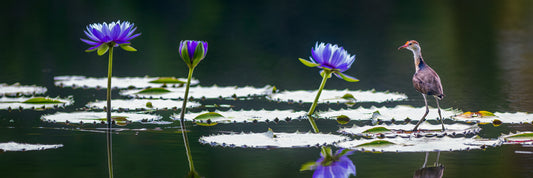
[413,151,444,178]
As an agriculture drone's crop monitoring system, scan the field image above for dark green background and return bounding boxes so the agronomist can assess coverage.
[1,0,533,177]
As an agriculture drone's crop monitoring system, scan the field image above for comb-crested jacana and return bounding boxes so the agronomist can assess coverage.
[398,40,445,131]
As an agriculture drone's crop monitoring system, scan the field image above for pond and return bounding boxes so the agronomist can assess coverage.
[1,0,533,177]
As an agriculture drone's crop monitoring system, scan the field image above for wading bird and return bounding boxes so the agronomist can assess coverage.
[398,40,445,131]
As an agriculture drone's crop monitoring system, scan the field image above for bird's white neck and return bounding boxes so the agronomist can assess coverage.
[410,49,424,71]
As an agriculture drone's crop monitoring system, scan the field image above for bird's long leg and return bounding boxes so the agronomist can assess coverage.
[413,94,429,131]
[435,96,445,131]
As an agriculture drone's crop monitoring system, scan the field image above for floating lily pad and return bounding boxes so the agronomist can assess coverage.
[195,122,218,126]
[321,105,461,121]
[192,112,225,126]
[54,75,199,89]
[148,77,186,84]
[194,112,225,120]
[136,88,171,94]
[41,111,162,124]
[454,111,533,124]
[362,127,391,133]
[338,122,480,138]
[457,111,496,118]
[0,83,47,96]
[146,102,153,108]
[269,89,407,103]
[0,96,74,110]
[121,85,273,99]
[179,109,306,123]
[337,136,502,152]
[94,116,131,126]
[341,93,356,100]
[336,115,351,124]
[0,141,63,152]
[356,140,396,147]
[200,131,349,148]
[507,132,533,139]
[86,99,200,110]
[502,132,533,144]
[22,97,63,104]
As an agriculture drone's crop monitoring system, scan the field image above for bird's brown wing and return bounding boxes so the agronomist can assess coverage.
[412,66,444,99]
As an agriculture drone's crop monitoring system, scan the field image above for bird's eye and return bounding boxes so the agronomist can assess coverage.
[409,43,412,45]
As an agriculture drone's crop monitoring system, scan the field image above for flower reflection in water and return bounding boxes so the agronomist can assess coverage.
[302,147,356,178]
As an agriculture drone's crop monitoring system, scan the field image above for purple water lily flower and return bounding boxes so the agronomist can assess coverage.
[299,42,359,82]
[179,40,208,69]
[81,21,140,52]
[313,149,356,178]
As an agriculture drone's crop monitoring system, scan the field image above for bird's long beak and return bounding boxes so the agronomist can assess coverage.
[398,44,408,50]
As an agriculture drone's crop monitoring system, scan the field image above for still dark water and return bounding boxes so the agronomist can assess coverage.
[1,0,533,177]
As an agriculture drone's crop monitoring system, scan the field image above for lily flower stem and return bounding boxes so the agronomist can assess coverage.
[179,67,196,172]
[307,71,332,155]
[306,71,331,133]
[105,44,114,178]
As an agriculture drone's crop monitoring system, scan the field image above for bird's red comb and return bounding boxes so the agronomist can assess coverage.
[398,40,419,50]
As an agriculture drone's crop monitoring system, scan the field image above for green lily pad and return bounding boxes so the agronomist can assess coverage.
[194,112,225,120]
[95,116,130,126]
[136,88,171,94]
[146,102,153,108]
[492,119,502,127]
[195,122,218,126]
[148,77,186,84]
[336,115,351,125]
[22,97,64,104]
[507,133,533,139]
[362,127,391,133]
[356,140,395,147]
[477,111,495,117]
[341,93,355,100]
